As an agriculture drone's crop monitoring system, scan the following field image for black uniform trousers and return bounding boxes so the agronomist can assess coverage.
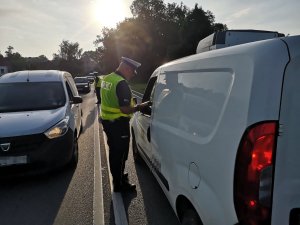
[95,87,101,103]
[101,117,130,188]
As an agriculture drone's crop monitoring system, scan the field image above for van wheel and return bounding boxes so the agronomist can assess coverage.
[181,209,202,225]
[132,131,143,164]
[70,135,79,168]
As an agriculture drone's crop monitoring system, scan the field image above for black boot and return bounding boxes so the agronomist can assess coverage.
[122,172,129,182]
[121,179,136,192]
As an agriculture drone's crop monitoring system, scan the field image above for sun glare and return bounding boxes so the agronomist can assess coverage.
[93,0,129,28]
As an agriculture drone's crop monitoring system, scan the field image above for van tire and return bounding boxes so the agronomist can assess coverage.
[132,131,143,164]
[181,209,202,225]
[70,135,79,168]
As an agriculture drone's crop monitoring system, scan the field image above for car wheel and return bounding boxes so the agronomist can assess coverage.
[70,135,79,168]
[131,130,143,164]
[181,209,202,225]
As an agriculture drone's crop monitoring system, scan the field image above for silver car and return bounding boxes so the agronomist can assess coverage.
[0,70,82,176]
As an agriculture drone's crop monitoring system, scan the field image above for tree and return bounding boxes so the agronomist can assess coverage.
[3,46,26,71]
[5,46,14,57]
[80,50,102,73]
[178,4,215,56]
[214,23,228,31]
[130,0,166,20]
[52,40,83,75]
[94,0,227,82]
[54,40,83,61]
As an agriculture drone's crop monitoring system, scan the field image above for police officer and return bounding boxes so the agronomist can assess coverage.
[100,57,149,192]
[95,75,102,104]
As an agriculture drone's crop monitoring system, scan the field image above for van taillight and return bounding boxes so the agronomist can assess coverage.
[234,121,278,225]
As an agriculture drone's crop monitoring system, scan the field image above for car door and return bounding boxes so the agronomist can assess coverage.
[134,73,158,162]
[272,36,300,225]
[65,75,81,135]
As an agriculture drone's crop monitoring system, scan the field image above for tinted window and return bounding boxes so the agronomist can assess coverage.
[0,82,66,112]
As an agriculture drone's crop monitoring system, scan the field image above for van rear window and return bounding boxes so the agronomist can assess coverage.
[0,82,66,112]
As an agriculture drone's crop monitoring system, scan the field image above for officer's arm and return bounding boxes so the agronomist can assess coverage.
[120,102,150,114]
[120,105,135,114]
[117,81,148,114]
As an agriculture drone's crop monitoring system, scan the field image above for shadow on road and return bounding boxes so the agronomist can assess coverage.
[122,153,180,225]
[0,167,75,225]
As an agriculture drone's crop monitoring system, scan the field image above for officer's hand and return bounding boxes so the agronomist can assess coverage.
[134,101,151,112]
[140,101,152,108]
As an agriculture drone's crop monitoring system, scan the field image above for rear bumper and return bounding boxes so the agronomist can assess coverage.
[0,129,74,177]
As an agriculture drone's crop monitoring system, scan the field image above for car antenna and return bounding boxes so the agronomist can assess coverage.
[27,71,30,82]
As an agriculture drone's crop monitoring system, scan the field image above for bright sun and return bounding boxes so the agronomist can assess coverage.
[93,0,129,28]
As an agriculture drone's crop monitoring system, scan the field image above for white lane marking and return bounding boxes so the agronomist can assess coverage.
[103,128,129,225]
[93,107,105,225]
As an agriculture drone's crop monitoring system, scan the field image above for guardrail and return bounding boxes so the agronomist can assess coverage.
[132,90,143,104]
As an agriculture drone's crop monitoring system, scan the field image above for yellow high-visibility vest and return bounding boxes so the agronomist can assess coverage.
[100,72,134,120]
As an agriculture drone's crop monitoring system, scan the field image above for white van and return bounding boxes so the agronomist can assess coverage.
[131,35,300,225]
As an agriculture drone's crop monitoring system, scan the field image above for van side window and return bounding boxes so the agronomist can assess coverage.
[154,70,233,137]
[178,71,233,137]
[141,76,157,115]
[142,76,157,103]
[154,72,183,127]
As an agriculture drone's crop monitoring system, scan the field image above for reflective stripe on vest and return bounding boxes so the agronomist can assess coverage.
[100,72,133,120]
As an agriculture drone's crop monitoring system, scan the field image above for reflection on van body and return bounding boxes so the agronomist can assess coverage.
[153,70,233,140]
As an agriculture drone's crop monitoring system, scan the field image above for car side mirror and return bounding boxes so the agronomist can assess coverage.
[140,101,152,115]
[71,96,83,104]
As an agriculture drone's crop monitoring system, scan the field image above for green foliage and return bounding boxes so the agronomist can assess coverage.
[53,40,83,61]
[0,0,227,80]
[94,0,227,82]
[130,82,147,93]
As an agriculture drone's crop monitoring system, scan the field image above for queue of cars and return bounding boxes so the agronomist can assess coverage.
[74,74,96,94]
[74,76,91,93]
[0,70,83,176]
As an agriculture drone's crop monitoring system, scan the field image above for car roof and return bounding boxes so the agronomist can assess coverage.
[75,76,88,79]
[0,70,66,83]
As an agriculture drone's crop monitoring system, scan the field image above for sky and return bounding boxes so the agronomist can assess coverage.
[1,0,299,59]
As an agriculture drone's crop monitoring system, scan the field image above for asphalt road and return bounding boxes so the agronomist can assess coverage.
[0,90,96,225]
[0,87,180,225]
[101,90,181,225]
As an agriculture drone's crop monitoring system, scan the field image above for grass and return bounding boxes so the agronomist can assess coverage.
[129,82,147,93]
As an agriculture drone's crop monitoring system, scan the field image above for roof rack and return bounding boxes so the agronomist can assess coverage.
[196,29,285,53]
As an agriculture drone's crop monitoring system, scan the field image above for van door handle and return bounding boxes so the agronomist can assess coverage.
[147,127,151,142]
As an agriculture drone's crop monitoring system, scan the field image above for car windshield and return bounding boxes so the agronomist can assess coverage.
[0,82,66,113]
[74,78,88,83]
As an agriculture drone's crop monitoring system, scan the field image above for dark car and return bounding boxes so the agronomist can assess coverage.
[74,76,91,93]
[86,75,95,84]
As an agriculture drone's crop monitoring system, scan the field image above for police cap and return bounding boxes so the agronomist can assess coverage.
[121,57,141,70]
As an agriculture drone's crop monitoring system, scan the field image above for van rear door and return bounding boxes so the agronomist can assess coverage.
[272,36,300,225]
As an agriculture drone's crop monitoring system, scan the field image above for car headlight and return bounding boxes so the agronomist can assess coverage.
[44,116,69,139]
[84,85,88,87]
